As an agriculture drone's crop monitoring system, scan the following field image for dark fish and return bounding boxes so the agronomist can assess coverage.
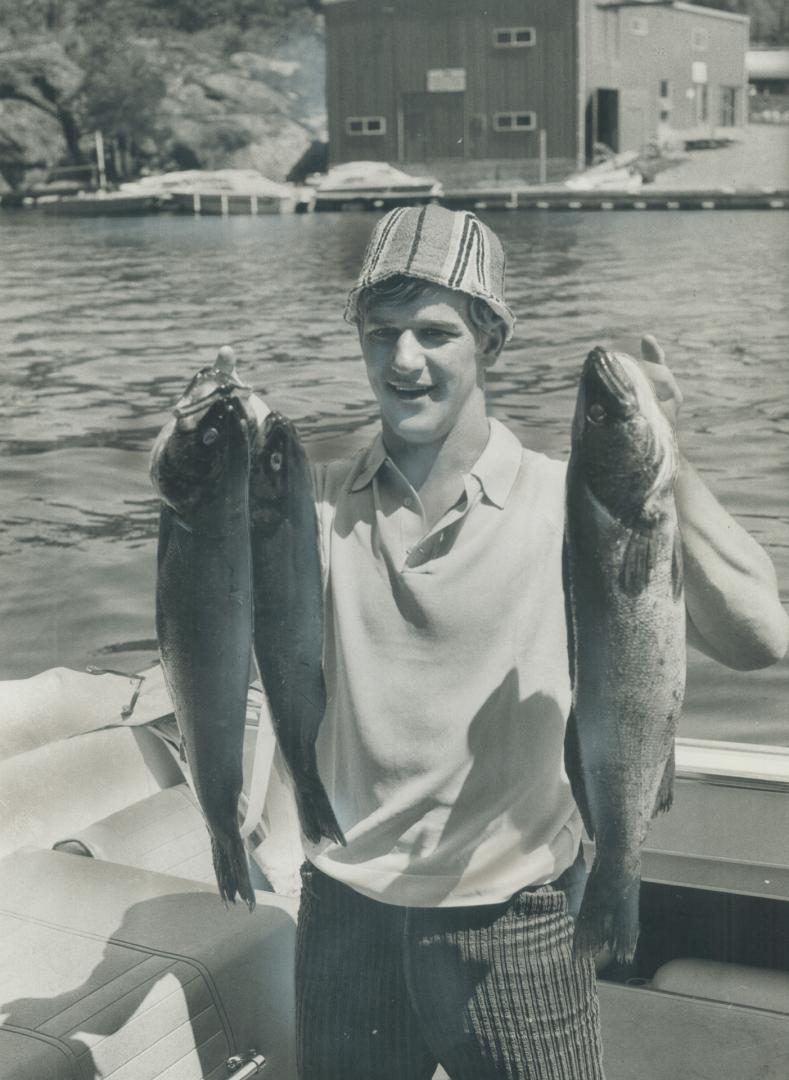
[564,346,686,963]
[151,361,255,908]
[249,411,345,847]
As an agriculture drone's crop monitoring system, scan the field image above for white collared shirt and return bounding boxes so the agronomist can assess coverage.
[308,418,581,907]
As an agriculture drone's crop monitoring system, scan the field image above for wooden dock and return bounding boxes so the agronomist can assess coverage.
[309,187,788,213]
[440,188,789,212]
[169,191,296,215]
[4,186,787,215]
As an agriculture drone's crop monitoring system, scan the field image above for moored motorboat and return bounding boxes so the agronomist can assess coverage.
[152,169,300,215]
[310,159,443,210]
[37,190,162,215]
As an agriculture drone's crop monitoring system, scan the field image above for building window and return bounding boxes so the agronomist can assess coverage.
[692,27,708,50]
[346,116,386,136]
[659,79,671,100]
[492,27,536,48]
[630,16,648,36]
[694,83,709,124]
[720,86,737,127]
[493,111,536,132]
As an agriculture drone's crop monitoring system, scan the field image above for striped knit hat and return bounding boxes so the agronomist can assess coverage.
[345,205,516,341]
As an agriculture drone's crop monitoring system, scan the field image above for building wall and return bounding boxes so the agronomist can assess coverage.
[585,2,748,152]
[324,0,581,171]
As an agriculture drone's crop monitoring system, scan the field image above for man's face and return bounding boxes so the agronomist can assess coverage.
[359,284,497,447]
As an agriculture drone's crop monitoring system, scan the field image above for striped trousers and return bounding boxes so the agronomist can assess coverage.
[295,856,605,1080]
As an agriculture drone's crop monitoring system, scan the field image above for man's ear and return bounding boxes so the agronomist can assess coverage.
[478,324,507,369]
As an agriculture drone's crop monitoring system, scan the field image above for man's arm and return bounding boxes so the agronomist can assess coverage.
[640,336,789,671]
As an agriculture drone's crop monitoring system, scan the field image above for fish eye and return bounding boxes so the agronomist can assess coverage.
[587,403,606,424]
[202,427,219,445]
[269,451,284,472]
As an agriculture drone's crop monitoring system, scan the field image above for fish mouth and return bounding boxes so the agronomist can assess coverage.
[583,348,639,418]
[174,365,253,419]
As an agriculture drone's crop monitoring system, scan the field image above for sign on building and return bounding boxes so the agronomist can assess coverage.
[426,68,467,93]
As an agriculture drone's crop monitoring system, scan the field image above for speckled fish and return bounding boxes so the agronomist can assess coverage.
[564,346,686,963]
[151,356,255,908]
[249,411,345,847]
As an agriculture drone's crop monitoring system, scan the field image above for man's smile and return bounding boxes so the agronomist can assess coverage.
[386,380,436,400]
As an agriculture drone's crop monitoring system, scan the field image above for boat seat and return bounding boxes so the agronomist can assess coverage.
[53,783,217,885]
[0,725,184,861]
[0,847,298,1080]
[651,958,789,1014]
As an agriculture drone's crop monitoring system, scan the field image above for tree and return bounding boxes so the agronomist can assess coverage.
[143,0,312,32]
[78,35,166,177]
[689,0,789,44]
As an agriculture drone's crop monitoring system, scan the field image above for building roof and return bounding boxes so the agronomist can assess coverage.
[323,0,749,20]
[672,1,749,22]
[747,48,789,81]
[596,0,748,21]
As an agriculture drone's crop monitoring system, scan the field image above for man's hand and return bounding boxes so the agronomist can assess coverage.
[639,334,683,428]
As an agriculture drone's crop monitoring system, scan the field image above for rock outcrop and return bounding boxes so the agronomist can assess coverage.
[0,11,326,189]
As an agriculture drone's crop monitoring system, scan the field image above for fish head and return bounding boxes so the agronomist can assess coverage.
[571,347,677,521]
[172,364,252,419]
[150,367,250,516]
[249,412,297,505]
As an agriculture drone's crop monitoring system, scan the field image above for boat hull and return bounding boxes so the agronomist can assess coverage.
[39,194,161,215]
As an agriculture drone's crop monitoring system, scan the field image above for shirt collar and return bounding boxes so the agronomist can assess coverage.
[468,418,522,509]
[349,434,389,492]
[349,418,522,509]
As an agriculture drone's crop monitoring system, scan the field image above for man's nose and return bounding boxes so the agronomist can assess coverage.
[391,330,422,374]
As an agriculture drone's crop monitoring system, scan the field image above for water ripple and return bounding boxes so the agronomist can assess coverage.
[0,208,786,743]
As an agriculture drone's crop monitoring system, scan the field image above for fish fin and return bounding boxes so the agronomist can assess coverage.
[671,529,684,602]
[573,857,641,965]
[562,537,577,681]
[564,708,595,840]
[620,526,658,596]
[211,832,256,911]
[562,538,594,837]
[652,749,675,817]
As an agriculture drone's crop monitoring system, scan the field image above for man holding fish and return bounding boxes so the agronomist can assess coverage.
[152,205,787,1080]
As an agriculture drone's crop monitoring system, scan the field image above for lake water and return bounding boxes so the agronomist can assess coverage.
[1,208,787,745]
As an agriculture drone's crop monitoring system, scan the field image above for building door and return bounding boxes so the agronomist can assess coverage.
[620,88,649,152]
[401,92,466,161]
[720,86,737,127]
[586,88,619,159]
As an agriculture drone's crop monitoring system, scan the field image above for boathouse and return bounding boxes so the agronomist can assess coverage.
[322,0,749,180]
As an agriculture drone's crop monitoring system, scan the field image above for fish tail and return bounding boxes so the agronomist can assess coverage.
[573,857,641,965]
[294,774,346,847]
[210,832,256,911]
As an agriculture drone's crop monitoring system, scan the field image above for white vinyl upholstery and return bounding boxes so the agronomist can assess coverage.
[53,783,217,884]
[0,726,184,860]
[0,848,298,1080]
